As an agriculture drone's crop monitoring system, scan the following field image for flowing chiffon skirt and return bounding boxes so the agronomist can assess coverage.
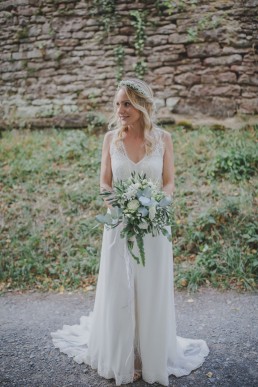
[51,225,209,386]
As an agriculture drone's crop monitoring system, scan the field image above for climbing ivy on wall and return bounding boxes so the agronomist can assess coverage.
[114,45,125,82]
[92,0,116,34]
[91,1,149,80]
[129,10,148,79]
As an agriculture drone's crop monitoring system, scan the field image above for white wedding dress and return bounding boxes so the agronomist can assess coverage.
[51,128,209,386]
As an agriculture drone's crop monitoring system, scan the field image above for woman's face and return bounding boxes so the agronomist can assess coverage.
[115,88,141,127]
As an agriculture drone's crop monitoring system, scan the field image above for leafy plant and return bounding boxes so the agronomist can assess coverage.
[187,27,198,42]
[130,10,148,77]
[86,112,107,134]
[130,10,147,56]
[92,0,116,34]
[114,45,125,83]
[16,27,29,40]
[155,0,188,15]
[206,147,258,182]
[134,59,147,79]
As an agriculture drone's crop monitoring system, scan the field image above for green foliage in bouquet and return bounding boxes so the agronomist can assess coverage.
[96,172,173,266]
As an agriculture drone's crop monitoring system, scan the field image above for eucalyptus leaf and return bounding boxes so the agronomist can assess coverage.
[110,206,122,219]
[141,187,152,198]
[159,197,172,207]
[139,196,152,206]
[138,207,149,217]
[95,213,113,225]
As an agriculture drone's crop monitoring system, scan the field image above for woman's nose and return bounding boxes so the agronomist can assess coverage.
[118,104,124,114]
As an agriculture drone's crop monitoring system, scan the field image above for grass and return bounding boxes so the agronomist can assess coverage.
[0,124,257,294]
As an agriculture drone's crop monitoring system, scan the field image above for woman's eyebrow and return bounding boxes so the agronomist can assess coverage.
[116,99,131,103]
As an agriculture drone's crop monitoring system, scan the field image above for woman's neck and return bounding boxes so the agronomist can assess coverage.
[126,124,144,139]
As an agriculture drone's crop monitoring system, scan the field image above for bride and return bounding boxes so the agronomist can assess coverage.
[51,78,209,386]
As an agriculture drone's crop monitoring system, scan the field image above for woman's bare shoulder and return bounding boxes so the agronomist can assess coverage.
[103,129,118,143]
[155,127,173,140]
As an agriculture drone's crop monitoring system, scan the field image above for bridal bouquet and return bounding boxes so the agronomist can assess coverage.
[96,172,173,266]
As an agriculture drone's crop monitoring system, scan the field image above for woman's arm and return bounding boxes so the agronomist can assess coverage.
[100,131,113,207]
[162,131,175,197]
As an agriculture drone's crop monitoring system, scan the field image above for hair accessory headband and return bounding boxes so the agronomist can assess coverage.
[118,80,149,98]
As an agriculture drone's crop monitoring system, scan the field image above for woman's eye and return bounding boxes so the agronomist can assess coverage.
[125,102,131,107]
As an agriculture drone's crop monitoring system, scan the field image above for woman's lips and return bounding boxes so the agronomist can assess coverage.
[120,116,129,119]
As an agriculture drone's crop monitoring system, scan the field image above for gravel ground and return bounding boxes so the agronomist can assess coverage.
[0,288,257,387]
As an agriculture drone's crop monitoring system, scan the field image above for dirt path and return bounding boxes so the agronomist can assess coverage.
[0,288,257,387]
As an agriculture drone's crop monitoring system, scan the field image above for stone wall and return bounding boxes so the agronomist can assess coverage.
[0,0,257,128]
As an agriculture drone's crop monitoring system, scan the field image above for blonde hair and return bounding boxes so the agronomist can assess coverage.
[108,78,157,154]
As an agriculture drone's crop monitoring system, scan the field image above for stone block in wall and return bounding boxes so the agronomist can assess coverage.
[0,61,24,72]
[27,49,43,59]
[2,71,27,81]
[80,88,103,98]
[147,35,168,46]
[107,35,129,45]
[222,46,250,55]
[211,97,238,117]
[62,104,78,114]
[202,27,231,43]
[15,105,50,118]
[190,84,241,97]
[155,74,174,86]
[238,74,258,86]
[214,1,235,9]
[12,51,27,60]
[201,71,237,84]
[174,96,237,117]
[168,33,189,44]
[230,39,253,48]
[166,97,180,110]
[119,26,133,34]
[55,74,78,85]
[154,98,165,109]
[147,61,163,70]
[57,83,85,93]
[1,53,12,61]
[243,53,257,63]
[174,61,202,75]
[174,72,200,86]
[28,25,42,37]
[162,55,180,65]
[153,66,175,75]
[156,107,175,125]
[238,98,258,114]
[187,43,221,58]
[242,86,258,98]
[204,54,242,66]
[60,57,81,66]
[155,24,177,35]
[152,44,185,54]
[231,65,255,75]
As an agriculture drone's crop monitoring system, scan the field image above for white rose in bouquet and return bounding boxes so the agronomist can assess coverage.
[139,222,148,230]
[127,199,140,212]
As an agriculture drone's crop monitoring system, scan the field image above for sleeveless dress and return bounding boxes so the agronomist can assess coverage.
[51,128,209,386]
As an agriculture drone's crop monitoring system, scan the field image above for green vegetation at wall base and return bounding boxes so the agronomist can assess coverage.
[0,124,257,293]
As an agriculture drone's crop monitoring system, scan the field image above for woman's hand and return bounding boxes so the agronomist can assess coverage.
[100,131,113,208]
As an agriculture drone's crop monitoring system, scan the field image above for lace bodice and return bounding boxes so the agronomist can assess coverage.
[110,128,165,186]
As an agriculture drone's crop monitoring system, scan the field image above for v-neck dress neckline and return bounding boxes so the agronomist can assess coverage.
[121,140,147,165]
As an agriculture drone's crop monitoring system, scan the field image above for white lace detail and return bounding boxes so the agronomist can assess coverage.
[110,127,165,186]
